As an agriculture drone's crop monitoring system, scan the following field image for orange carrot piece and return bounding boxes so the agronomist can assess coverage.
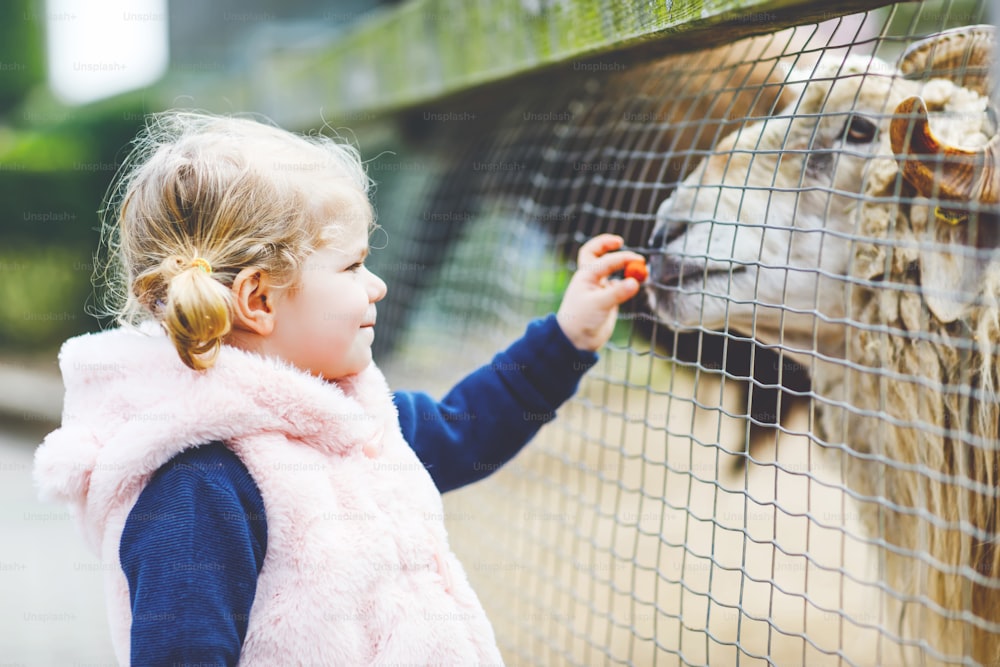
[624,259,648,283]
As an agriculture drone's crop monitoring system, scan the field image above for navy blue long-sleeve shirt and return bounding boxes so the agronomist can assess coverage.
[119,315,597,664]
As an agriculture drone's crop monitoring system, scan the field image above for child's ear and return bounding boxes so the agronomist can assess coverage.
[231,268,278,336]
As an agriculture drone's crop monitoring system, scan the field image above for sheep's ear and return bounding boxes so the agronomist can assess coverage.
[913,201,979,323]
[887,26,998,323]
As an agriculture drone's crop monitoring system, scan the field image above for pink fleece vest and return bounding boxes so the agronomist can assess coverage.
[33,325,503,666]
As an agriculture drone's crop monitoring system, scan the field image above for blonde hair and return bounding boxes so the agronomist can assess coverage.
[99,110,373,370]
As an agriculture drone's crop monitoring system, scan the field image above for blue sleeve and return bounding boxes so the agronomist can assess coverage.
[120,442,267,666]
[393,314,598,493]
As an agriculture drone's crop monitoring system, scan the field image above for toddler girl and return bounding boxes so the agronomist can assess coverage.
[33,111,644,665]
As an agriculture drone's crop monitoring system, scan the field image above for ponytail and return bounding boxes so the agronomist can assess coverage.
[139,255,233,370]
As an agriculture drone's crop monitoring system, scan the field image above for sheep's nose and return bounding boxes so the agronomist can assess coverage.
[649,214,689,249]
[649,226,667,249]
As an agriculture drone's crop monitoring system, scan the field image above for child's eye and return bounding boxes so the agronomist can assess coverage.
[347,262,364,272]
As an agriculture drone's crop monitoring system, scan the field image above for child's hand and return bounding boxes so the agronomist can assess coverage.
[556,234,645,352]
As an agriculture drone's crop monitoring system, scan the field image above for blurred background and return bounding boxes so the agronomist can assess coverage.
[0,0,388,661]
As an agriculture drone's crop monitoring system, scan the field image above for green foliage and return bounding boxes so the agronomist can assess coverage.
[0,111,145,351]
[0,0,45,114]
[0,245,94,351]
[0,127,91,171]
[0,0,149,353]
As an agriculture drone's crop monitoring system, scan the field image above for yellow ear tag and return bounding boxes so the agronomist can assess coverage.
[934,206,968,226]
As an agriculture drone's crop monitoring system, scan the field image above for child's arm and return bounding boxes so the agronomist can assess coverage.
[120,443,266,664]
[394,234,642,492]
[393,314,592,492]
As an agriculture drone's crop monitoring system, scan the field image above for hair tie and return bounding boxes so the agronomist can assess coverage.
[190,257,212,274]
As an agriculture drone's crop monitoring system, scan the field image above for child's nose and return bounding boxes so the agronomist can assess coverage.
[367,269,387,302]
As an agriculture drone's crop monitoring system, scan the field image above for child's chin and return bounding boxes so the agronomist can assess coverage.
[341,355,375,378]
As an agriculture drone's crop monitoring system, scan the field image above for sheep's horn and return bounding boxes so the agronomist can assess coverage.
[898,25,995,97]
[890,96,1000,205]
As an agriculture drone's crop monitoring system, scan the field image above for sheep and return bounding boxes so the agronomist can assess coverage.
[647,25,999,664]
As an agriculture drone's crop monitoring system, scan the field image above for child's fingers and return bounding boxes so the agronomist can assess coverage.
[580,250,646,283]
[616,276,643,303]
[590,275,642,309]
[577,234,624,265]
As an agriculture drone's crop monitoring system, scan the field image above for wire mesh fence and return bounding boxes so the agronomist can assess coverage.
[362,1,998,664]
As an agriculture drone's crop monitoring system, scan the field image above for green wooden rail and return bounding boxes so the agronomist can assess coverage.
[163,0,903,127]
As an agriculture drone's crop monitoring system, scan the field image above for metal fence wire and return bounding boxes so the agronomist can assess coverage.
[361,1,1000,664]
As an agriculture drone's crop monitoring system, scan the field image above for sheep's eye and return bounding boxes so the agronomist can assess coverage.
[844,115,878,144]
